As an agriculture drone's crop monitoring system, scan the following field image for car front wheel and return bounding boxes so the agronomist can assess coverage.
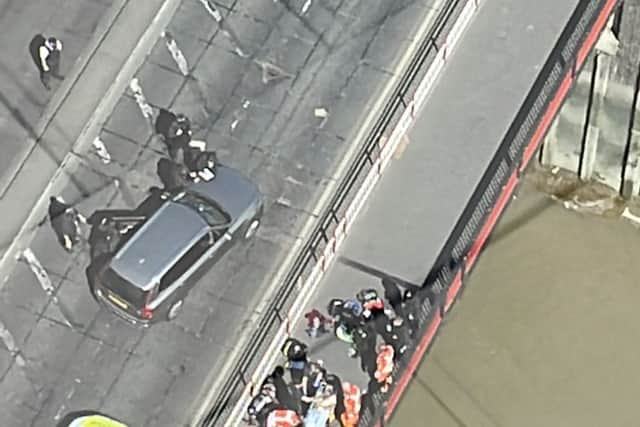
[167,299,183,321]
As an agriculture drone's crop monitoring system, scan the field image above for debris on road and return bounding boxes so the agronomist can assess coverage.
[314,107,328,118]
[92,137,112,164]
[314,107,329,128]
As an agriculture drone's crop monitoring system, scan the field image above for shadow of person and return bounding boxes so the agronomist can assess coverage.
[28,34,46,73]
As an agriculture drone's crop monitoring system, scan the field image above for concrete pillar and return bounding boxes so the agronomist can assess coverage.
[579,52,613,181]
[622,96,640,198]
[540,24,619,174]
[595,22,620,57]
[578,20,619,182]
[580,125,600,180]
[540,117,560,166]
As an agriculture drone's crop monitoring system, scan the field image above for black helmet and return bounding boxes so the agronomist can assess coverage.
[327,298,344,317]
[281,337,307,361]
[357,288,379,303]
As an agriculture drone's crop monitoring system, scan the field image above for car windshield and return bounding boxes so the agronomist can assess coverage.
[102,267,148,307]
[173,191,229,227]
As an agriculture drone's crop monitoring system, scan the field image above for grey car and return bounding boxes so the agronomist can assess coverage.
[87,165,263,326]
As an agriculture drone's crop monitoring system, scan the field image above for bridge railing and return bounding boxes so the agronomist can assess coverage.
[198,0,467,425]
[199,0,619,425]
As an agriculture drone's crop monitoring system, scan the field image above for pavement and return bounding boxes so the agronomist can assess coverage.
[0,0,115,194]
[389,174,640,427]
[0,0,448,426]
[278,0,580,411]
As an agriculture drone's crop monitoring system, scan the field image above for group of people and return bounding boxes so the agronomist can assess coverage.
[248,338,362,427]
[154,108,218,192]
[247,279,423,427]
[47,107,218,260]
[325,279,423,391]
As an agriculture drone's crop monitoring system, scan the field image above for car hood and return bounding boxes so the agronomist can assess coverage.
[189,165,261,220]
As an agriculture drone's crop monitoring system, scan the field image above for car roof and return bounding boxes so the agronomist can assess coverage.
[109,201,209,290]
[188,165,259,220]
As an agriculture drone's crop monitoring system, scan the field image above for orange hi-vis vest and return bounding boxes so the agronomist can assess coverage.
[266,409,302,427]
[374,345,395,383]
[340,382,362,427]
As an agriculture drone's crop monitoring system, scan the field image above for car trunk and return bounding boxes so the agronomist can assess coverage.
[100,267,149,315]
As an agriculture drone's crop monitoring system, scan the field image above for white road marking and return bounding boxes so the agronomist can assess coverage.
[92,137,112,164]
[163,31,190,76]
[21,248,77,329]
[129,78,154,121]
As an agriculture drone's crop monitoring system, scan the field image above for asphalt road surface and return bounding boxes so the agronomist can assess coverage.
[389,175,640,427]
[0,0,445,425]
[0,0,116,193]
[285,0,580,407]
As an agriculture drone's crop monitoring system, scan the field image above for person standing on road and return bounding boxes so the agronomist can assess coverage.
[156,157,190,191]
[281,338,310,391]
[29,35,63,90]
[154,108,193,158]
[352,325,377,379]
[247,382,280,427]
[87,216,121,260]
[381,277,404,317]
[48,196,85,253]
[264,365,299,412]
[401,288,421,339]
[325,373,346,424]
[327,298,364,357]
[374,344,395,392]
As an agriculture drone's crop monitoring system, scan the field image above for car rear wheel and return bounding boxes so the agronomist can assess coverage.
[167,299,183,321]
[244,218,260,240]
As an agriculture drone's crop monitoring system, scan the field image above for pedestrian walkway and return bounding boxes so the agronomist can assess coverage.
[389,173,640,427]
[0,0,116,193]
[236,0,583,425]
[0,0,445,425]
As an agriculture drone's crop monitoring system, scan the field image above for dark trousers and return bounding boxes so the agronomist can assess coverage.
[34,51,61,89]
[41,50,62,86]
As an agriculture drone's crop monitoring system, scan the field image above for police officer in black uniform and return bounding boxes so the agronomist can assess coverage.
[48,196,82,253]
[29,35,63,90]
[154,108,193,159]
